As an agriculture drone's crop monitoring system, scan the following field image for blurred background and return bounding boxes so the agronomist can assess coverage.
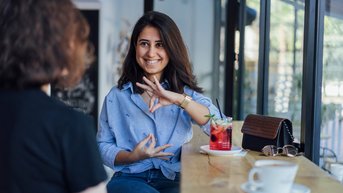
[52,0,343,177]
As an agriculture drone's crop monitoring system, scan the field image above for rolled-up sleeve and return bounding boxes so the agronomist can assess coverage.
[97,96,125,171]
[187,88,223,135]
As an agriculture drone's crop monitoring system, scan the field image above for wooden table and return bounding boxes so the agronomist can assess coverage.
[180,122,343,193]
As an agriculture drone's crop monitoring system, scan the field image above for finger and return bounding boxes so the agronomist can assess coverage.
[157,157,170,161]
[155,152,174,159]
[146,90,153,97]
[149,134,156,149]
[155,152,174,158]
[149,95,157,110]
[150,103,162,113]
[154,144,173,153]
[137,134,152,148]
[136,82,153,92]
[153,76,163,90]
[143,76,157,89]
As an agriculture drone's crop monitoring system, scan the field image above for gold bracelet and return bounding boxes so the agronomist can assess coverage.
[180,94,192,109]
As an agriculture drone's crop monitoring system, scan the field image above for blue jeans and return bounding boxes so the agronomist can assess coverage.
[107,169,180,193]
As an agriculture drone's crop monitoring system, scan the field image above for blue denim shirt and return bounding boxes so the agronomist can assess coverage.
[97,81,221,180]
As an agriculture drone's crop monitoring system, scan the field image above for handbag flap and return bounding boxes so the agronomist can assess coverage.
[241,114,285,139]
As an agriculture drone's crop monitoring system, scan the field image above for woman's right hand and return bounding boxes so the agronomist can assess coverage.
[114,134,174,165]
[130,134,174,161]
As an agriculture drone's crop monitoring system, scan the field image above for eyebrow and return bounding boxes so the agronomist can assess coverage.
[138,39,163,43]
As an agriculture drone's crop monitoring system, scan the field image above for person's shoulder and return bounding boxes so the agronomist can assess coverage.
[57,106,95,134]
[106,82,133,98]
[48,95,75,113]
[43,95,92,123]
[28,92,95,134]
[24,89,72,114]
[107,85,121,94]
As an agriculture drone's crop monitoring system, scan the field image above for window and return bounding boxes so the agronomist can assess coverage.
[268,0,304,141]
[320,0,343,166]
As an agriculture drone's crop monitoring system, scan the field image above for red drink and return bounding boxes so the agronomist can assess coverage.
[209,119,232,150]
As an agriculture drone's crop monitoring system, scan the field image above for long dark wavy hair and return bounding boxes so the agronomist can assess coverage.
[117,11,203,94]
[0,0,93,89]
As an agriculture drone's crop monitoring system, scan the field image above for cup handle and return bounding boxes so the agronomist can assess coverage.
[248,168,263,187]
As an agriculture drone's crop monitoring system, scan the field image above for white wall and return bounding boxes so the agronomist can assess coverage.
[97,0,143,116]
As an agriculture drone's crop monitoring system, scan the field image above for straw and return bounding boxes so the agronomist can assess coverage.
[216,98,223,119]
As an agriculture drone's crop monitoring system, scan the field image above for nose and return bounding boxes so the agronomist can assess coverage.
[147,46,156,57]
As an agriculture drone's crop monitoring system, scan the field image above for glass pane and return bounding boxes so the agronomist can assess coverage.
[154,0,215,98]
[268,1,304,140]
[320,0,343,169]
[241,0,260,118]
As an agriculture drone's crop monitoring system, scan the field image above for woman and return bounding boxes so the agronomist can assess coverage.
[97,11,222,193]
[0,0,107,193]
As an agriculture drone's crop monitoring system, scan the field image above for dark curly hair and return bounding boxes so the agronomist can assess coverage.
[0,0,93,89]
[117,11,203,94]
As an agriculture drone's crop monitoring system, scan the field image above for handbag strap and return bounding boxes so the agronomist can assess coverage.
[283,121,295,141]
[276,121,295,148]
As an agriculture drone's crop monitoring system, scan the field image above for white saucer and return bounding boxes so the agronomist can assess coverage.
[200,145,242,156]
[240,182,311,193]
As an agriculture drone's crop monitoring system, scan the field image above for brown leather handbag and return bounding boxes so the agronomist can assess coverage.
[241,114,294,152]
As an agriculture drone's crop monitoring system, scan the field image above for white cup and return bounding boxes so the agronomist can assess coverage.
[330,163,343,183]
[248,160,298,193]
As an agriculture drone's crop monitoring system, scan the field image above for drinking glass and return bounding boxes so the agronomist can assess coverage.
[209,117,232,150]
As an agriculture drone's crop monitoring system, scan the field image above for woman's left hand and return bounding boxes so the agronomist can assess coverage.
[136,76,181,112]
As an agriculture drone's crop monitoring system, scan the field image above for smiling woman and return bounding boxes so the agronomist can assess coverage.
[97,11,223,193]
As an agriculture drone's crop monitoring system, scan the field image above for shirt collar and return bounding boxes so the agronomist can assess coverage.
[122,82,134,93]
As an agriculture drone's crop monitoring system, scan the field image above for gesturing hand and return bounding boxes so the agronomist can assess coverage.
[131,134,174,162]
[136,76,179,112]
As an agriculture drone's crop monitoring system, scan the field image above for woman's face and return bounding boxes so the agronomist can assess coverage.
[136,25,169,81]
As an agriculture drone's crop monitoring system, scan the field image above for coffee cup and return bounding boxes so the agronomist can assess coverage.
[248,160,298,193]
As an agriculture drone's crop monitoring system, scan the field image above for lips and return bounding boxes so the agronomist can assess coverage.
[145,59,159,65]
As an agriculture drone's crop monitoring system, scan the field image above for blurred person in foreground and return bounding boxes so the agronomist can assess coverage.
[97,11,222,193]
[0,0,107,192]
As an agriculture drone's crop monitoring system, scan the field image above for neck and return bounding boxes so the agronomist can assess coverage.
[41,84,51,95]
[146,74,161,82]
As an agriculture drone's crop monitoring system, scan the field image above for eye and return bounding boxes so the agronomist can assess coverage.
[138,41,149,47]
[156,42,164,48]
